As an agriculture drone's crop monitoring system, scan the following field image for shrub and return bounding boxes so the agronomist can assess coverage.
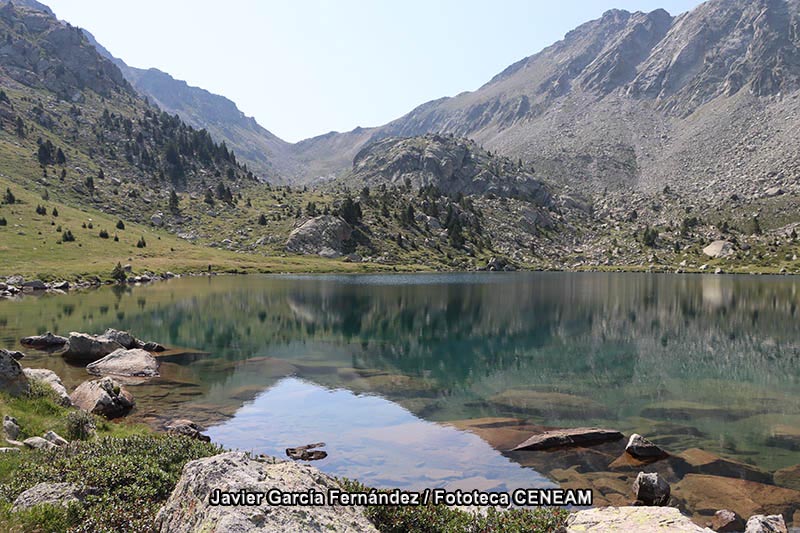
[0,217,6,226]
[116,220,125,230]
[136,236,146,248]
[52,207,59,217]
[61,229,75,242]
[65,410,96,441]
[111,262,126,282]
[99,229,109,239]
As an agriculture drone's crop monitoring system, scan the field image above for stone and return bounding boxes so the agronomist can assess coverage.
[0,447,20,453]
[21,279,47,290]
[511,427,624,451]
[43,430,69,446]
[709,509,745,532]
[0,349,30,397]
[678,448,771,483]
[20,331,68,348]
[50,280,69,291]
[151,213,164,226]
[774,464,800,491]
[285,215,352,258]
[633,471,671,506]
[566,506,712,532]
[673,474,800,524]
[744,514,787,533]
[165,419,210,442]
[12,482,96,511]
[100,328,139,349]
[23,436,57,450]
[62,332,123,361]
[286,442,327,461]
[488,389,610,418]
[23,368,72,406]
[626,433,667,459]
[141,341,166,352]
[3,415,20,440]
[154,452,377,532]
[70,377,135,419]
[86,348,159,377]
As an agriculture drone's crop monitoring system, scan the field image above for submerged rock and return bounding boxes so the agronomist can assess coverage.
[86,348,159,377]
[154,452,377,532]
[0,349,30,397]
[678,448,771,483]
[70,377,135,419]
[774,464,800,491]
[566,506,710,532]
[489,389,610,418]
[23,368,71,406]
[633,471,671,506]
[511,427,623,451]
[20,331,68,348]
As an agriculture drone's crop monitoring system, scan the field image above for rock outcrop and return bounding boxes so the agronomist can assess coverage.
[86,348,160,377]
[155,452,378,533]
[23,368,71,406]
[69,377,134,418]
[0,349,30,397]
[703,241,735,259]
[285,215,352,258]
[12,482,96,511]
[566,506,712,532]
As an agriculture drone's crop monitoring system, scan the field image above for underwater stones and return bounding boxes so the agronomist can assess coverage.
[511,427,624,452]
[640,400,761,421]
[488,389,610,418]
[632,471,671,506]
[673,475,800,523]
[766,425,800,451]
[678,448,772,484]
[626,433,667,459]
[774,464,800,491]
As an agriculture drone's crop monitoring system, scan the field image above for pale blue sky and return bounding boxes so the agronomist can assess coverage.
[45,1,703,142]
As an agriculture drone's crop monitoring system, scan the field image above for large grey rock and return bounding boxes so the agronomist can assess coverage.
[62,332,123,361]
[23,368,71,406]
[625,433,666,459]
[744,514,788,533]
[100,329,139,349]
[165,419,210,442]
[633,471,671,506]
[23,436,57,450]
[285,215,352,258]
[3,415,20,440]
[703,240,734,259]
[69,377,134,419]
[86,348,159,377]
[155,452,378,533]
[43,430,68,447]
[0,349,30,397]
[21,279,47,290]
[710,509,744,532]
[12,482,96,511]
[566,506,712,532]
[511,427,623,451]
[20,331,68,349]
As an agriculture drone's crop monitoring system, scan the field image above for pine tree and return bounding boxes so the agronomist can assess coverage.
[258,214,267,225]
[3,188,15,205]
[169,189,180,212]
[111,262,126,282]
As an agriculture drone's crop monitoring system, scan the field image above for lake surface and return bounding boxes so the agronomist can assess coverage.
[2,273,800,515]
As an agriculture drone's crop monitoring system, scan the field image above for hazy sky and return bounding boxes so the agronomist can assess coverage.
[45,1,704,143]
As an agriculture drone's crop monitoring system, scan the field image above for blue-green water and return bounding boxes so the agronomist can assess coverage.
[2,272,800,505]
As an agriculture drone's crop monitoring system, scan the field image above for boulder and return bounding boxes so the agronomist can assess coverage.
[142,341,166,352]
[154,452,377,533]
[626,433,667,459]
[23,436,57,450]
[21,280,47,291]
[744,514,787,533]
[678,448,771,483]
[633,471,671,506]
[86,348,159,377]
[774,464,800,491]
[69,377,135,419]
[12,482,96,511]
[285,215,352,258]
[703,240,734,259]
[43,430,68,447]
[709,509,745,532]
[165,419,210,442]
[0,349,30,397]
[50,280,70,291]
[100,328,139,349]
[489,389,610,418]
[151,213,164,226]
[20,331,68,348]
[3,415,20,440]
[62,332,123,361]
[566,506,712,532]
[23,368,72,406]
[511,427,623,451]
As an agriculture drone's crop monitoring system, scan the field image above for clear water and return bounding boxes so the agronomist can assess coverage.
[2,272,799,502]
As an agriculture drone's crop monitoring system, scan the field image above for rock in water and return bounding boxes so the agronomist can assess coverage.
[62,332,123,361]
[165,419,210,442]
[70,377,134,419]
[566,506,710,532]
[12,483,96,511]
[710,509,744,532]
[155,452,378,533]
[20,331,68,348]
[626,433,666,459]
[285,215,352,258]
[744,514,787,533]
[100,328,139,349]
[23,368,72,406]
[633,471,671,506]
[511,427,623,451]
[86,348,159,377]
[0,349,30,397]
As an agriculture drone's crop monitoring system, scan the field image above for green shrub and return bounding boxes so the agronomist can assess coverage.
[65,410,96,441]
